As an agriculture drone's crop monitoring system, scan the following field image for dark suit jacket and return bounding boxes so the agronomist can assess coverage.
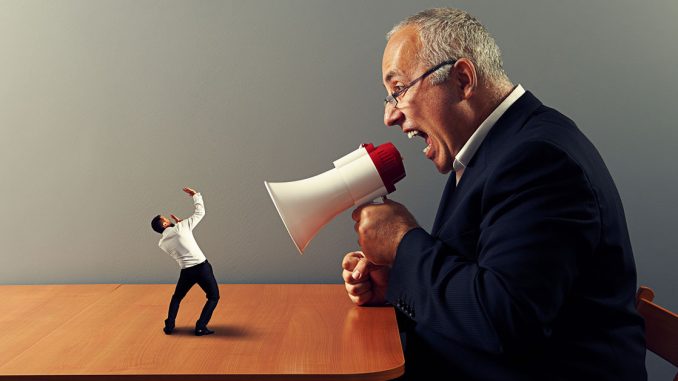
[386,91,647,380]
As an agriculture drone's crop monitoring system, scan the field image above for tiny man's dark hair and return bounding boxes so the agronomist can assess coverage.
[151,215,165,234]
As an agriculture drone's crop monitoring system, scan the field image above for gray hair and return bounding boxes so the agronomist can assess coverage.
[387,8,510,87]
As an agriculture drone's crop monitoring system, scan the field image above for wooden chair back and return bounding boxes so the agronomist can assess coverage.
[636,286,678,380]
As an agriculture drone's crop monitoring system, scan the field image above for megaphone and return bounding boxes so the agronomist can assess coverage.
[265,142,406,254]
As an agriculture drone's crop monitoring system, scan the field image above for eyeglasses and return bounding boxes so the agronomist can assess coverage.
[384,59,457,108]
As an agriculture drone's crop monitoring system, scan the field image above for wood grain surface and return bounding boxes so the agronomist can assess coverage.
[0,284,404,380]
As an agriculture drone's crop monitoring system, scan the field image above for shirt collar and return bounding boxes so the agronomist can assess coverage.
[452,84,526,172]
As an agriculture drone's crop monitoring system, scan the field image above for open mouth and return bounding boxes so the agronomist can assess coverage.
[407,130,432,155]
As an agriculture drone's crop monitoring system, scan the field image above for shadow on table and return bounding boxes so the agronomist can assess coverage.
[169,324,253,338]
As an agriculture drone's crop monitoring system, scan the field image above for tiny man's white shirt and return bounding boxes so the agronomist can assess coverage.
[158,193,207,269]
[453,84,526,184]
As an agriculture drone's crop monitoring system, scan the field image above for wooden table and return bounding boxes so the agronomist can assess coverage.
[0,284,404,380]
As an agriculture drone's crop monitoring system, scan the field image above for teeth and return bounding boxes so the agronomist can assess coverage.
[423,145,431,154]
[407,130,420,139]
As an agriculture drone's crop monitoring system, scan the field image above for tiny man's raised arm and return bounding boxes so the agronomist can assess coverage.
[177,187,205,231]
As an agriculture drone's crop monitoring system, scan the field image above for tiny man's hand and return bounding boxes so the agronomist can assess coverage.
[170,214,182,223]
[183,187,197,196]
[342,251,390,306]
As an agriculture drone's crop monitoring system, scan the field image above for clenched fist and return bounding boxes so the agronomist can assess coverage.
[351,198,419,266]
[342,251,390,306]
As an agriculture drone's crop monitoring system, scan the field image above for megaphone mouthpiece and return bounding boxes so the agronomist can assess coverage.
[365,142,405,193]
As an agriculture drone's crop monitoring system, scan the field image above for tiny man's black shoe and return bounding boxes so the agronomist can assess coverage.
[163,319,175,335]
[195,327,214,336]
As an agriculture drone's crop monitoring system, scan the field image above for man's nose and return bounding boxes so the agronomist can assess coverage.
[384,103,404,127]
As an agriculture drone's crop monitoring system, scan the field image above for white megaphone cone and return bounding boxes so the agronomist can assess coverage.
[265,142,405,254]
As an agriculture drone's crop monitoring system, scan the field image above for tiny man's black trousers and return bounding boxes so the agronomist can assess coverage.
[167,260,219,329]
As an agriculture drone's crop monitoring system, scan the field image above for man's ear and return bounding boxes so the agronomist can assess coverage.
[453,58,477,100]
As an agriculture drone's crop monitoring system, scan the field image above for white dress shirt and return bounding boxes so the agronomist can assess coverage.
[453,84,526,184]
[158,193,207,269]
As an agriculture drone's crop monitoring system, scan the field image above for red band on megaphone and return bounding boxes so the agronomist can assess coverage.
[363,142,406,193]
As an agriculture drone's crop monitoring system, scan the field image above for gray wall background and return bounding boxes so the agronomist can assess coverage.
[1,1,676,378]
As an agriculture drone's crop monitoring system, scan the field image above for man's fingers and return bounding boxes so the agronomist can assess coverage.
[352,257,370,281]
[341,252,377,282]
[342,267,370,284]
[342,269,354,284]
[342,252,372,284]
[346,280,371,297]
[342,251,364,271]
[349,290,373,306]
[342,251,377,306]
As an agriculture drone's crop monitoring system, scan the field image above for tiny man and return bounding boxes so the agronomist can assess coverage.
[151,187,219,336]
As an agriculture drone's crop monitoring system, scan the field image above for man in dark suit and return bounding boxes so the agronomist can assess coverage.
[342,8,647,380]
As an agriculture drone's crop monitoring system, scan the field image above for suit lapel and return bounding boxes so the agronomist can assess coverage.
[432,173,456,235]
[430,91,543,237]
